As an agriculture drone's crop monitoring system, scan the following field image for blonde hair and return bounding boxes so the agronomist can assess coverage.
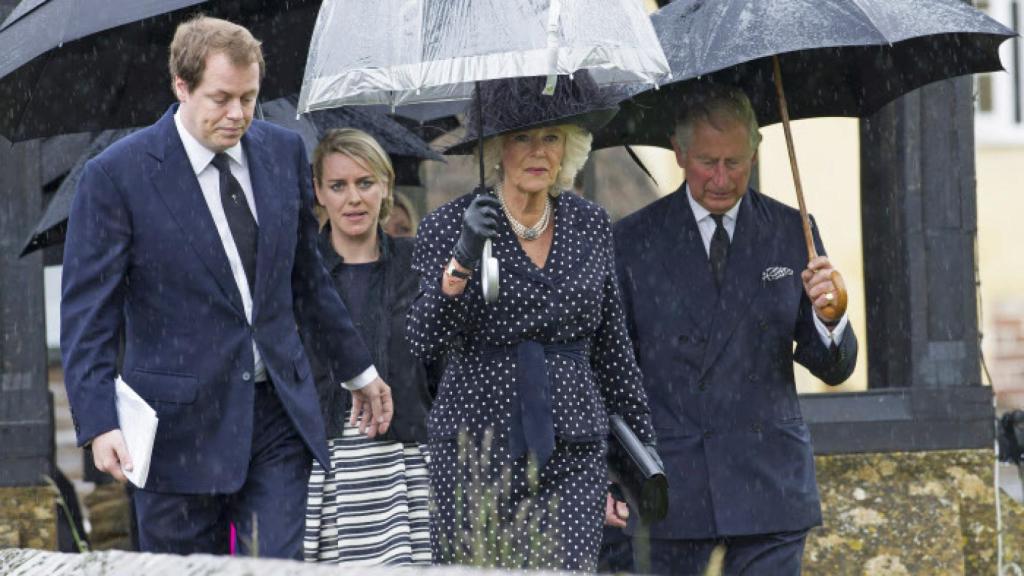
[169,15,265,94]
[477,124,592,194]
[390,190,420,234]
[312,128,395,226]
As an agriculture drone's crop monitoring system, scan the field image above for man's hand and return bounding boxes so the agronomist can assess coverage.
[801,256,843,324]
[604,492,629,528]
[92,429,132,483]
[349,377,394,438]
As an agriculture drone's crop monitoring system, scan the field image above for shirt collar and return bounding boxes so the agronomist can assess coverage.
[173,109,246,175]
[684,182,742,224]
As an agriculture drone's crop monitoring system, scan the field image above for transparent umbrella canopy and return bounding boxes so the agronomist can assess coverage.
[297,0,670,113]
[297,0,671,303]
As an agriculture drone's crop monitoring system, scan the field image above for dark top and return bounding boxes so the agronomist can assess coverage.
[407,189,654,446]
[335,261,377,341]
[304,225,438,443]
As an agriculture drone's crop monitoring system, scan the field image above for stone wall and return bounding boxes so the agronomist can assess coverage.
[806,449,1022,575]
[0,486,56,550]
[4,450,1020,574]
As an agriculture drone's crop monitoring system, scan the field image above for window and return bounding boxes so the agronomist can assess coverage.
[975,0,1024,143]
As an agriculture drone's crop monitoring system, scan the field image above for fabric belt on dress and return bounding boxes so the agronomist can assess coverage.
[480,340,588,469]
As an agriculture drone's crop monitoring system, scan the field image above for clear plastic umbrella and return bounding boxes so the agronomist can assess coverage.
[297,0,670,113]
[297,0,670,302]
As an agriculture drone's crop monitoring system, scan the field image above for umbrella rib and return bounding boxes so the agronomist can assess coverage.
[845,1,895,44]
[10,48,55,140]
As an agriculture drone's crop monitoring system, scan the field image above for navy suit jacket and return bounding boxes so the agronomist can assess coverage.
[61,105,371,494]
[613,185,857,539]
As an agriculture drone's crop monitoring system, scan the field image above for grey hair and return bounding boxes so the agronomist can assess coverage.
[476,124,592,195]
[673,84,762,158]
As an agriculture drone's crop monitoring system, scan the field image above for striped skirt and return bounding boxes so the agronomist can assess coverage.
[303,425,432,565]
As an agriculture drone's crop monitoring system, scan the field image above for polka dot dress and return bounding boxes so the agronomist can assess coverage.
[407,189,655,571]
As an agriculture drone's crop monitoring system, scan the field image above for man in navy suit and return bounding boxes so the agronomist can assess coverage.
[613,84,857,574]
[60,16,393,558]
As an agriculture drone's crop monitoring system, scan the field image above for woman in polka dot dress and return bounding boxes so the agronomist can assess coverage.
[407,74,655,572]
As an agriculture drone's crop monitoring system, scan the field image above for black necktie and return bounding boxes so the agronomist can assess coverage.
[211,153,258,295]
[709,213,729,291]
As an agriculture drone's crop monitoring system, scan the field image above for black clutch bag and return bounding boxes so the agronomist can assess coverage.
[607,414,669,523]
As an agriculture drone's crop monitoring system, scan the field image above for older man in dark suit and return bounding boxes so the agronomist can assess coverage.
[60,16,392,559]
[613,84,857,575]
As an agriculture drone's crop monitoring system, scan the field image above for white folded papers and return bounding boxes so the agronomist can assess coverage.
[114,376,158,488]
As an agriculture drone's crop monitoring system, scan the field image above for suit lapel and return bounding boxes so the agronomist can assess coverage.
[243,124,284,314]
[699,190,774,377]
[660,187,716,333]
[147,108,245,316]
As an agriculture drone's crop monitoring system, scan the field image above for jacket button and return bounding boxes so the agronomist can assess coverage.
[747,373,758,382]
[698,380,707,391]
[703,430,713,439]
[751,423,762,433]
[242,371,252,382]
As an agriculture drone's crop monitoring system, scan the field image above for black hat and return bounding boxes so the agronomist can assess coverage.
[445,71,619,155]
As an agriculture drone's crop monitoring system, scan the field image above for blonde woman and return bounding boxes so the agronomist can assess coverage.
[407,74,655,572]
[303,128,435,565]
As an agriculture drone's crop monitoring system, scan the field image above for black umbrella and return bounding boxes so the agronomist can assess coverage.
[0,0,320,141]
[595,0,1014,321]
[20,95,443,256]
[596,0,1015,149]
[259,96,444,163]
[19,128,134,256]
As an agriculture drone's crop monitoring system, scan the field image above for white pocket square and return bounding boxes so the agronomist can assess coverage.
[762,266,793,282]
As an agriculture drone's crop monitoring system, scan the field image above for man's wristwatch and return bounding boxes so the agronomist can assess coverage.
[446,259,471,280]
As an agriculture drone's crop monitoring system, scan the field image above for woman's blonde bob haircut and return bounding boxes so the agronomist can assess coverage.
[476,124,593,194]
[312,128,396,225]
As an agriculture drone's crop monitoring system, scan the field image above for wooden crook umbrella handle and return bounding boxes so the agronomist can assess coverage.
[771,56,847,322]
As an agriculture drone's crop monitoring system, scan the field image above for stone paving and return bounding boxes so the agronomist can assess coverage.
[0,549,569,576]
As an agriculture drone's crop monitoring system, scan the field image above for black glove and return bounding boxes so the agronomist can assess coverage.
[452,193,501,269]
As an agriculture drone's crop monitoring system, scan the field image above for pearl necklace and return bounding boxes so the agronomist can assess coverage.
[494,182,552,241]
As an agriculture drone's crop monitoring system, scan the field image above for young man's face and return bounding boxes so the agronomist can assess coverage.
[674,117,757,215]
[174,51,260,152]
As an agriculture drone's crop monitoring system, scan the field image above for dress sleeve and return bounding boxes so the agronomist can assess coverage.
[589,211,655,444]
[406,200,475,362]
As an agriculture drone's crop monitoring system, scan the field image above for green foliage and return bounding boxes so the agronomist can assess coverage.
[41,475,89,553]
[438,429,561,569]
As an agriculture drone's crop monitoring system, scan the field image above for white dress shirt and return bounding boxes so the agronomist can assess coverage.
[173,112,378,390]
[684,185,848,346]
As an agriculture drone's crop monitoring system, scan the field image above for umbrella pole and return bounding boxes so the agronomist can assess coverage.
[476,80,499,304]
[477,81,485,190]
[771,56,847,321]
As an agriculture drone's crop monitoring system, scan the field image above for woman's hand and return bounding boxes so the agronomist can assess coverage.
[452,194,501,269]
[605,492,629,528]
